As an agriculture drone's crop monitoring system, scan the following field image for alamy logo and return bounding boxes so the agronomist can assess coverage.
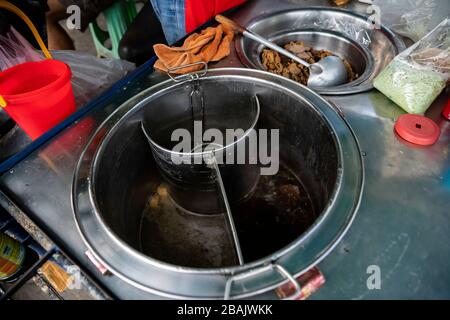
[66,5,81,30]
[171,121,280,176]
[366,265,381,290]
[359,0,381,30]
[65,265,82,290]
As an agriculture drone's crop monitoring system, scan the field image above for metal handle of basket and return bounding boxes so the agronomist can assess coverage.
[166,61,208,82]
[224,263,302,300]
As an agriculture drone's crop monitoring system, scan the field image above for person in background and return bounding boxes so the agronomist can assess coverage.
[149,0,247,45]
[45,0,247,57]
[46,0,117,50]
[118,0,247,65]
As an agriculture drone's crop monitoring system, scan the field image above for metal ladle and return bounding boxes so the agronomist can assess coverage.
[216,15,348,87]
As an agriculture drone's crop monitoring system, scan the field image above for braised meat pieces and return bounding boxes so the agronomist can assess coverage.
[262,41,359,85]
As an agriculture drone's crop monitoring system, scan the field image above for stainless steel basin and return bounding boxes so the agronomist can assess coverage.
[236,8,406,95]
[73,68,363,299]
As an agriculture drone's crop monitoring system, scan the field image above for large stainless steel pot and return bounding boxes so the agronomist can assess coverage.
[73,68,363,299]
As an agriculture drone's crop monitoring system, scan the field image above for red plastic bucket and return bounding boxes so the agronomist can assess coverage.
[0,60,75,140]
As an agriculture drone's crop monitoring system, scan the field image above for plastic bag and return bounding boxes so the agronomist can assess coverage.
[0,26,41,71]
[373,18,449,114]
[1,25,135,106]
[288,10,373,47]
[49,51,135,106]
[372,0,450,42]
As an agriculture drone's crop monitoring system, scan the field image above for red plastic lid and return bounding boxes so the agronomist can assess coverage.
[395,114,440,146]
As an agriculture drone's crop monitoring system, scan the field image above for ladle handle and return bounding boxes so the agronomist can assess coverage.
[215,14,245,33]
[215,14,311,68]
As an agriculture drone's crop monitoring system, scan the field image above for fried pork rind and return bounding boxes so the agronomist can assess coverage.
[262,41,358,85]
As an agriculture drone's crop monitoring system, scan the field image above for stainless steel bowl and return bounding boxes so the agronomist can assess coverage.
[73,68,363,299]
[236,7,406,95]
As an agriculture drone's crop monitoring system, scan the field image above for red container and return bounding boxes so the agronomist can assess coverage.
[0,60,75,140]
[443,98,450,121]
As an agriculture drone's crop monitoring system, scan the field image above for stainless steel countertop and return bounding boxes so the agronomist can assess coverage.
[1,0,449,299]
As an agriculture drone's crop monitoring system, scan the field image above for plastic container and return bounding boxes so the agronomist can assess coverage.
[0,60,75,140]
[443,98,450,120]
[89,0,137,59]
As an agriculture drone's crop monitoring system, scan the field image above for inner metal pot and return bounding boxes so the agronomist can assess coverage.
[141,93,261,215]
[236,7,406,95]
[73,68,363,299]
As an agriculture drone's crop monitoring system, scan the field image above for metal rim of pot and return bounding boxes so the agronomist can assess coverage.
[72,68,364,299]
[235,7,406,95]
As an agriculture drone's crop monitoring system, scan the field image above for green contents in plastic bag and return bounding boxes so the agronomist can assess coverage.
[373,17,449,114]
[373,59,446,114]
